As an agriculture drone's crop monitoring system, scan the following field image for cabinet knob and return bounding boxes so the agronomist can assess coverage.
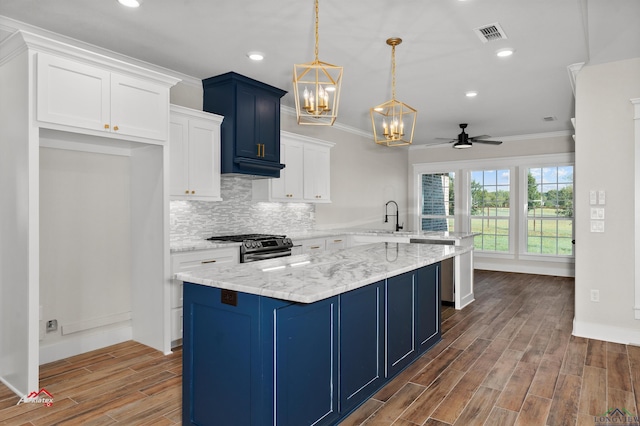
[104,124,110,129]
[185,190,189,194]
[191,190,195,194]
[113,125,119,131]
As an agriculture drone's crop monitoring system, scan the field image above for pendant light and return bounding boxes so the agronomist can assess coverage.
[370,38,417,147]
[293,0,343,126]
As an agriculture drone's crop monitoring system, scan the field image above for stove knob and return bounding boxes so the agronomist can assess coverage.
[284,238,292,245]
[244,241,252,248]
[256,242,262,248]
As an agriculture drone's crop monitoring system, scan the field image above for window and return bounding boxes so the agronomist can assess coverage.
[526,165,574,255]
[471,169,511,252]
[421,172,455,231]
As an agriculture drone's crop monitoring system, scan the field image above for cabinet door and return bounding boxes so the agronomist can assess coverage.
[303,144,331,202]
[110,73,168,140]
[276,298,339,426]
[339,282,384,412]
[255,92,280,163]
[169,116,190,197]
[235,86,259,158]
[187,118,221,199]
[416,263,441,354]
[271,139,304,201]
[386,271,416,377]
[37,53,110,132]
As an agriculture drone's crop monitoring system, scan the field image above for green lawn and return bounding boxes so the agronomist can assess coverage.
[471,207,573,255]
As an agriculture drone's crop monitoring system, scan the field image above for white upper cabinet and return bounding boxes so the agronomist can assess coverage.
[253,132,334,203]
[37,52,169,141]
[270,138,304,201]
[169,105,223,201]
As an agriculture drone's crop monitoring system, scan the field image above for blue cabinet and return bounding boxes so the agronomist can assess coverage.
[386,264,441,377]
[275,298,339,426]
[339,281,384,412]
[182,262,441,426]
[416,263,441,353]
[202,72,286,178]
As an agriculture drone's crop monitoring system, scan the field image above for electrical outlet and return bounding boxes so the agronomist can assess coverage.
[590,290,600,302]
[46,319,58,332]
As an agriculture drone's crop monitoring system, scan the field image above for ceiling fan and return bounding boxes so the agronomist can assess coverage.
[435,123,503,149]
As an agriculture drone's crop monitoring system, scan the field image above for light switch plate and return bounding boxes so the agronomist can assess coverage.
[590,220,605,233]
[598,190,606,205]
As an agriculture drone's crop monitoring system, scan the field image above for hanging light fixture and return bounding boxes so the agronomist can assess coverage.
[370,38,417,147]
[293,0,343,126]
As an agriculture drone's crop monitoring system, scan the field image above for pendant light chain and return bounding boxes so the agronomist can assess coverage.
[391,43,396,100]
[314,0,320,62]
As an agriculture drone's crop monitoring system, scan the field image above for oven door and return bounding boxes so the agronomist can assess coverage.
[242,248,292,263]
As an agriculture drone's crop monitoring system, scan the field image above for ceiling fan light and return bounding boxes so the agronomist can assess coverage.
[453,141,472,149]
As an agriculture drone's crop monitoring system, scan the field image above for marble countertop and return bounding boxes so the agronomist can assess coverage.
[171,229,477,253]
[176,242,472,304]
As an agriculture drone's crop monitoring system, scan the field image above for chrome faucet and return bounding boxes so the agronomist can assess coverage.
[384,200,403,232]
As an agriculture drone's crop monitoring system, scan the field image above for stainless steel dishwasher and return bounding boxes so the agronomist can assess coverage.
[410,239,455,305]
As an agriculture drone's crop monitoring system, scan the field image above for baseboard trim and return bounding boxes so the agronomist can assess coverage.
[474,260,575,277]
[39,325,132,365]
[573,318,640,346]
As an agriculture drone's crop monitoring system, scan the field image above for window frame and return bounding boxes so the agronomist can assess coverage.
[419,171,456,232]
[518,159,575,262]
[412,153,574,264]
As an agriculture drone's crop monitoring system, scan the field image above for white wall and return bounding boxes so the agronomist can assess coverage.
[573,57,640,345]
[39,147,132,358]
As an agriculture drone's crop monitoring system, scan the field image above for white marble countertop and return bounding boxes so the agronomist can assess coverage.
[170,229,477,253]
[288,228,477,241]
[176,242,472,304]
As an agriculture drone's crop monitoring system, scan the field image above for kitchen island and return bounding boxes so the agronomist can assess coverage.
[177,242,471,426]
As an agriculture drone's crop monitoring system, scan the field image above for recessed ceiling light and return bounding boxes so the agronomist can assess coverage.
[465,91,478,98]
[118,0,142,8]
[247,52,264,61]
[496,48,514,57]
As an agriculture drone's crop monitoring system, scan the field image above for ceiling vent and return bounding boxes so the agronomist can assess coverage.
[474,23,508,43]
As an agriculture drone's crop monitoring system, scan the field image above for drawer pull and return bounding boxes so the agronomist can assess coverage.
[310,245,321,249]
[201,259,217,264]
[333,239,342,243]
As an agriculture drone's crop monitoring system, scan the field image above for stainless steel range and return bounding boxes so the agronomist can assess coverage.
[207,234,293,263]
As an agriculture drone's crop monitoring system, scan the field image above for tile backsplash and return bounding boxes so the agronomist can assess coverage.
[170,176,316,242]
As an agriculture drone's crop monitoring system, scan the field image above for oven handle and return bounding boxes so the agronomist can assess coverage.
[244,250,292,262]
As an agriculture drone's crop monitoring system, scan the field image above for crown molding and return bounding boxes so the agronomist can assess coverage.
[0,15,200,87]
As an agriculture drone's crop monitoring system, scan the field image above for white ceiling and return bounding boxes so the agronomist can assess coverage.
[0,0,638,146]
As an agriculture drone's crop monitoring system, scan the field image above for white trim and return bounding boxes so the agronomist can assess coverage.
[0,16,193,87]
[61,312,131,336]
[39,325,133,364]
[573,318,640,346]
[632,98,640,320]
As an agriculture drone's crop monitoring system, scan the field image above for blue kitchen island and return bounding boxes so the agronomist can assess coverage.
[176,242,471,426]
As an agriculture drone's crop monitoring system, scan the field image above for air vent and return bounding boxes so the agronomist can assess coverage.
[474,23,508,43]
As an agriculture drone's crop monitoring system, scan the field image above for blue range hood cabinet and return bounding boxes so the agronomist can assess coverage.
[203,72,287,178]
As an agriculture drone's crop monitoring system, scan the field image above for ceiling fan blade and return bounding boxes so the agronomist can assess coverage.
[424,140,455,147]
[434,138,456,141]
[468,134,491,140]
[473,139,503,145]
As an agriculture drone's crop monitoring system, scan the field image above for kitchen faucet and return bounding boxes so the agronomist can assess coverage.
[384,200,403,232]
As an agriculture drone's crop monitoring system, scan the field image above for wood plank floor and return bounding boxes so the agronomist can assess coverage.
[1,270,639,425]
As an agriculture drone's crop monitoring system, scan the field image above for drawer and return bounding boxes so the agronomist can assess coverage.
[301,238,326,254]
[171,247,239,273]
[325,236,346,251]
